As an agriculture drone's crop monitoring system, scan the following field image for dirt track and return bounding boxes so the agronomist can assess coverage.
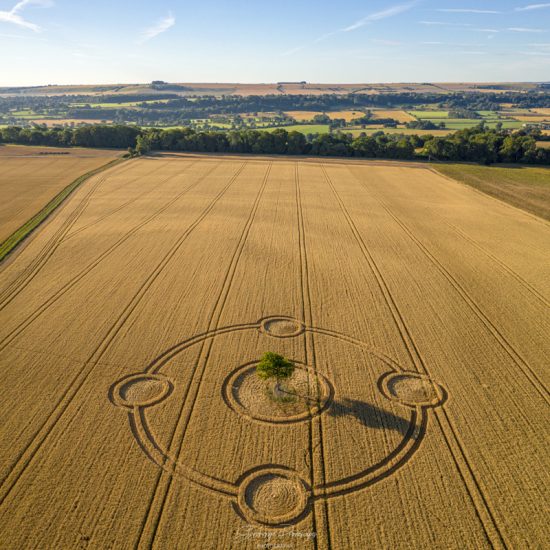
[0,156,548,549]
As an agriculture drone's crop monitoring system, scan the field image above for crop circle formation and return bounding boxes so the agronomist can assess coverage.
[110,317,446,528]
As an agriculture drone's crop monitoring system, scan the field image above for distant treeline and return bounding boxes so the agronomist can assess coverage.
[2,91,550,125]
[0,125,141,149]
[1,124,549,165]
[53,91,550,123]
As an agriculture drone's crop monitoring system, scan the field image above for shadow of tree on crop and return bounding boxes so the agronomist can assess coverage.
[327,398,412,436]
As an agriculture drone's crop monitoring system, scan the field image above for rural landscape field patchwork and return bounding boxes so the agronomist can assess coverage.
[2,0,550,547]
[0,154,548,548]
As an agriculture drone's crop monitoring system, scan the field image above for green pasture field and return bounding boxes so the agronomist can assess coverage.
[265,124,331,134]
[9,113,42,119]
[487,121,524,129]
[70,99,171,108]
[347,128,453,137]
[408,110,449,119]
[435,163,550,220]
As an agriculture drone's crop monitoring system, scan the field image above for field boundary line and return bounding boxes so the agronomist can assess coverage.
[0,161,235,508]
[0,157,126,263]
[138,163,270,548]
[0,161,207,351]
[321,164,507,549]
[429,166,550,228]
[0,158,148,310]
[295,163,330,550]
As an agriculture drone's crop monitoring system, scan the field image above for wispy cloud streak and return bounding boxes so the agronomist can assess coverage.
[508,27,546,32]
[343,2,416,32]
[436,8,501,14]
[140,12,175,42]
[282,2,416,56]
[0,0,52,32]
[420,21,472,27]
[515,3,550,11]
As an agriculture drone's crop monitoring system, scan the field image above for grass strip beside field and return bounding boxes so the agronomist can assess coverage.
[434,163,550,221]
[0,157,125,262]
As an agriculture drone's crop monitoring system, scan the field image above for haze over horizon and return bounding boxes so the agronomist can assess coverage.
[1,0,549,86]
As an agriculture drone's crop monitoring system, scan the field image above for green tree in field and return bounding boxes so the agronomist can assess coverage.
[256,352,295,397]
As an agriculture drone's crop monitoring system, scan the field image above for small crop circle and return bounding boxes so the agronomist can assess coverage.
[110,374,172,410]
[380,372,446,408]
[237,467,310,526]
[223,361,334,424]
[259,316,305,338]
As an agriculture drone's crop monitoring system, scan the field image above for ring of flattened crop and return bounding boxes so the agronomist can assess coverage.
[109,317,445,524]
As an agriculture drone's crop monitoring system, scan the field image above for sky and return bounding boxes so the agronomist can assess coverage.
[0,0,549,86]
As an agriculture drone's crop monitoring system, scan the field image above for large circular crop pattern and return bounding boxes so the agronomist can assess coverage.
[109,316,446,527]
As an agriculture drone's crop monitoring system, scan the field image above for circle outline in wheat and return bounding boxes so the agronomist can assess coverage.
[109,316,446,527]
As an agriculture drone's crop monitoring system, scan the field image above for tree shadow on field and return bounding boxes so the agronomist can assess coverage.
[327,398,412,436]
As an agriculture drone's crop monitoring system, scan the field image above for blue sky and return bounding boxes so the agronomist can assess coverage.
[0,0,549,85]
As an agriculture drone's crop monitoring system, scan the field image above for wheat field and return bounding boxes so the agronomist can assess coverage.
[0,155,548,549]
[0,146,120,242]
[371,109,417,123]
[284,111,365,122]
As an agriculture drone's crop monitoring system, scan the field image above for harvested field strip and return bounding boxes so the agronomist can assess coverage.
[0,157,123,262]
[0,161,243,506]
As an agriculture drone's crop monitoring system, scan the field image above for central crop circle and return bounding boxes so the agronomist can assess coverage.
[223,360,334,424]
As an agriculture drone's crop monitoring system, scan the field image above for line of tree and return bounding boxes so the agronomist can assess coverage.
[3,91,550,125]
[1,124,549,165]
[0,125,141,149]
